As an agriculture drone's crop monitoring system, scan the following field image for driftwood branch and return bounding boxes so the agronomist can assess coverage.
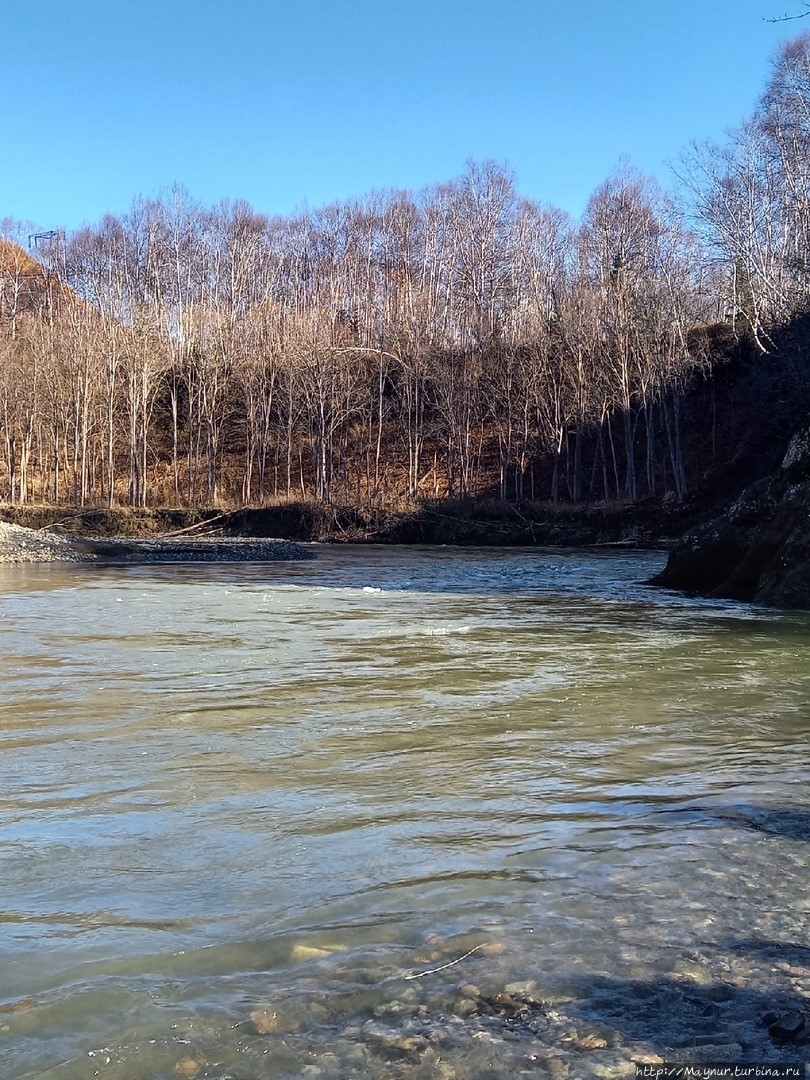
[158,510,241,538]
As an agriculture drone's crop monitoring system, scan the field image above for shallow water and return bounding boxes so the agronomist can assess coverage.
[1,545,809,1079]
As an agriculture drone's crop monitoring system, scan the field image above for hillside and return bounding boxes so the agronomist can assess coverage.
[3,32,810,602]
[0,238,58,318]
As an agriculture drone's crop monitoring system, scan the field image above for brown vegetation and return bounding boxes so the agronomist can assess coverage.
[3,34,810,522]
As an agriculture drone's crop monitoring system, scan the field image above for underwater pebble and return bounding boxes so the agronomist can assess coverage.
[479,942,507,957]
[249,1008,300,1034]
[290,944,343,962]
[595,1064,637,1080]
[573,1032,608,1050]
[768,1010,806,1039]
[335,1041,369,1065]
[672,962,713,986]
[434,1064,456,1080]
[669,1042,743,1062]
[454,998,477,1017]
[174,1058,201,1078]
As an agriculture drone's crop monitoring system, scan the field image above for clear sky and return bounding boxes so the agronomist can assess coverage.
[1,0,804,233]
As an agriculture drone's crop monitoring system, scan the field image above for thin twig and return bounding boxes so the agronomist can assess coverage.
[403,943,490,980]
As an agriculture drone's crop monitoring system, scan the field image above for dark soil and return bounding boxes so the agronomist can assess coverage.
[0,495,719,550]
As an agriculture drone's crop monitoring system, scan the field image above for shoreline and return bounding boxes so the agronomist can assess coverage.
[0,496,719,553]
[0,522,313,564]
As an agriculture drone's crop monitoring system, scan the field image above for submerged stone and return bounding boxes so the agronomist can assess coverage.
[248,1007,300,1034]
[669,1041,743,1062]
[290,943,344,962]
[768,1009,806,1040]
[174,1059,201,1078]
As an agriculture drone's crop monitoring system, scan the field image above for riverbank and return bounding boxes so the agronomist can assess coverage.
[0,494,719,549]
[0,521,95,563]
[651,421,810,608]
[0,520,313,564]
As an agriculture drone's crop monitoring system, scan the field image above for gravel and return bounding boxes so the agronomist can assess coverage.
[0,521,94,563]
[0,521,314,564]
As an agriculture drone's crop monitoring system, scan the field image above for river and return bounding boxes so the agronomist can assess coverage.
[1,545,808,1079]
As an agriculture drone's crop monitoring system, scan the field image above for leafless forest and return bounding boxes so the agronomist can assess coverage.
[2,36,810,511]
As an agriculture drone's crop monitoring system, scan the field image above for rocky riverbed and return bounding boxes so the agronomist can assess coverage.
[0,521,313,564]
[103,926,810,1080]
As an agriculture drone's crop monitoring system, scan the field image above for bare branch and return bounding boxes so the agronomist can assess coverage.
[765,2,810,22]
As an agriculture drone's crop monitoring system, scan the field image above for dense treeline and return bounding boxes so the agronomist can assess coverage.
[2,35,810,510]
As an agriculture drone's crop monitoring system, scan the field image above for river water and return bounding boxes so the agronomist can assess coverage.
[1,545,809,1079]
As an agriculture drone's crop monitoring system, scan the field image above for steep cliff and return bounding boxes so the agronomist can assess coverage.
[650,425,810,608]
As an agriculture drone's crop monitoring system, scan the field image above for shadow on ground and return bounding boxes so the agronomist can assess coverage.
[561,970,809,1063]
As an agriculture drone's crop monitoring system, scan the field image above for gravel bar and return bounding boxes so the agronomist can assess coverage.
[0,522,314,564]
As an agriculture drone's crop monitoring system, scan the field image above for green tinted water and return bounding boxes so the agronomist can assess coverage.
[0,547,808,1078]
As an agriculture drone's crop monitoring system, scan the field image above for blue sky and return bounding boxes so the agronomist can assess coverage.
[1,0,803,232]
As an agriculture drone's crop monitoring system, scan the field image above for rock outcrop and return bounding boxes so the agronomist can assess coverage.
[651,424,810,607]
